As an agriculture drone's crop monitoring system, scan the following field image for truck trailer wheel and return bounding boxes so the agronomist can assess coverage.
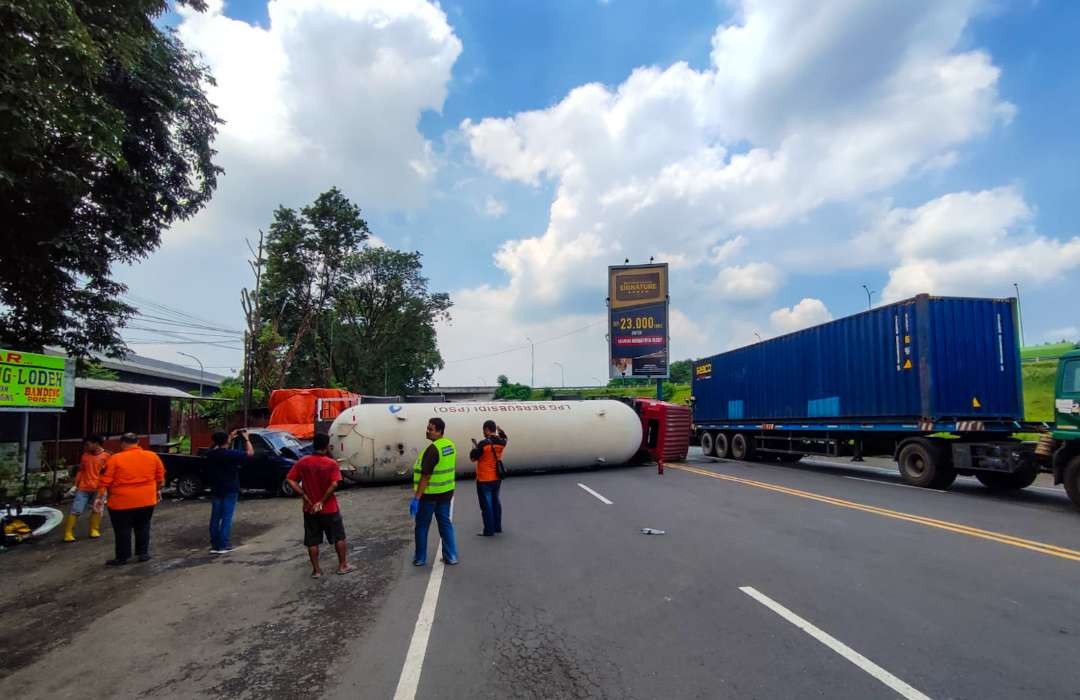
[1064,456,1080,509]
[976,468,1038,491]
[730,433,752,461]
[700,431,716,457]
[176,474,203,499]
[897,441,954,489]
[714,433,729,459]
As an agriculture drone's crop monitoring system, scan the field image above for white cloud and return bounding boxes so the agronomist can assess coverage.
[482,195,507,218]
[449,0,1012,352]
[769,298,833,334]
[172,0,462,238]
[714,262,782,300]
[864,187,1080,301]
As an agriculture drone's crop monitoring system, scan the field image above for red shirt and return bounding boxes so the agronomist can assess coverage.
[287,455,343,514]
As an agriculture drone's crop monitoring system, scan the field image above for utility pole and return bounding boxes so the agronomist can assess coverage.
[525,336,534,387]
[1013,282,1026,348]
[241,231,265,426]
[861,284,874,310]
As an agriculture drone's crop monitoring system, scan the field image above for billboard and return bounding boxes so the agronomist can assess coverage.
[0,349,71,409]
[608,263,669,379]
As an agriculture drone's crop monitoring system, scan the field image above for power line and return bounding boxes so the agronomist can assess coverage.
[443,320,604,364]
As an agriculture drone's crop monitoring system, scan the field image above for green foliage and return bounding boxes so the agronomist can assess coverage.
[254,188,451,394]
[1023,360,1057,422]
[0,0,221,358]
[198,377,265,430]
[76,360,119,380]
[494,375,532,401]
[1021,342,1077,361]
[669,359,692,384]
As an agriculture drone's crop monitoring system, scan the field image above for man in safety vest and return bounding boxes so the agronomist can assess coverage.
[410,417,459,566]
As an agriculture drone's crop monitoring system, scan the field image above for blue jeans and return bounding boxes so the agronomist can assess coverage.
[476,480,502,535]
[209,491,239,550]
[414,496,457,564]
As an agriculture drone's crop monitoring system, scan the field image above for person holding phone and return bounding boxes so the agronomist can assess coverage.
[469,420,507,537]
[205,428,254,554]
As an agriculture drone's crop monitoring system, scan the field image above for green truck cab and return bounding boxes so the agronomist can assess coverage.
[1051,348,1080,506]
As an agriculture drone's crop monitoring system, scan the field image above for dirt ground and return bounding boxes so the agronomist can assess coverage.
[0,484,413,699]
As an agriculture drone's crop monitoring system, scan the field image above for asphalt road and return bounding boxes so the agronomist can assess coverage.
[334,450,1080,700]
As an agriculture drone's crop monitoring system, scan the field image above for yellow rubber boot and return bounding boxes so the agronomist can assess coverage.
[89,512,102,539]
[63,514,78,542]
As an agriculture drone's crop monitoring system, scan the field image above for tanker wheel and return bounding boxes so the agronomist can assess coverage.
[1064,456,1080,510]
[976,467,1038,491]
[714,432,729,459]
[700,431,716,457]
[730,433,752,461]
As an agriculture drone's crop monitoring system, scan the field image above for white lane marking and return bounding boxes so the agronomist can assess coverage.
[740,587,931,700]
[843,476,947,493]
[577,483,613,505]
[393,549,446,700]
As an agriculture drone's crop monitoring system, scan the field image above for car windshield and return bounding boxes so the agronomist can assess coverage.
[260,431,304,452]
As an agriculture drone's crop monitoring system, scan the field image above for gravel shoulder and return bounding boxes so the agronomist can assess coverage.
[0,485,412,699]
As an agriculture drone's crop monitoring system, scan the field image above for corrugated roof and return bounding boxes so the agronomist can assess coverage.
[44,348,227,387]
[75,378,212,400]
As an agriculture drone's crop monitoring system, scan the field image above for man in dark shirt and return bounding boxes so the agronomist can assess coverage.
[286,433,355,578]
[205,429,253,554]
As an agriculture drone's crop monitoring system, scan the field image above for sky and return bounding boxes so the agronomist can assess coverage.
[123,0,1080,387]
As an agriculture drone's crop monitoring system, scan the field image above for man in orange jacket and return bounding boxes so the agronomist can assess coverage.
[95,433,166,566]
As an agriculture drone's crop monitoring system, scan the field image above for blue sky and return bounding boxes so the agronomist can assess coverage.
[128,1,1080,385]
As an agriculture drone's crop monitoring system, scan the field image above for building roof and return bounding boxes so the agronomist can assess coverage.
[75,377,223,400]
[45,349,227,388]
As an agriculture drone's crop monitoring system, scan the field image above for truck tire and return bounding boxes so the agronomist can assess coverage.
[976,468,1038,491]
[176,474,203,499]
[700,431,716,457]
[715,433,729,459]
[731,433,752,461]
[898,441,954,488]
[1064,456,1080,509]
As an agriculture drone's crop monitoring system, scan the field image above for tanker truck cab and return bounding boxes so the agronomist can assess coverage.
[1052,348,1080,504]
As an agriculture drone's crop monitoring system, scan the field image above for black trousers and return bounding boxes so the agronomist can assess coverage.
[109,506,155,561]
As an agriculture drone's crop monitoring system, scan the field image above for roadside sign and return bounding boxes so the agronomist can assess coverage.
[0,349,71,409]
[608,263,669,379]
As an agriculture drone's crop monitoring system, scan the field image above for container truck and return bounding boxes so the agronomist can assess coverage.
[690,294,1080,509]
[327,398,691,484]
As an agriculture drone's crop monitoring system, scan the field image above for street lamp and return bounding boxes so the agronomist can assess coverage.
[177,351,204,396]
[861,284,874,310]
[553,361,565,387]
[1013,282,1026,348]
[524,336,535,387]
[753,331,762,342]
[592,376,605,386]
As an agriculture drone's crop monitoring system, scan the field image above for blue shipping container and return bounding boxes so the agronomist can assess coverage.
[692,295,1023,423]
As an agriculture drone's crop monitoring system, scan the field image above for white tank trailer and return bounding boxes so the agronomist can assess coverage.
[328,400,643,484]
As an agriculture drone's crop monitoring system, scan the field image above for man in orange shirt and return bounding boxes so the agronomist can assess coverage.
[95,433,166,566]
[63,434,109,542]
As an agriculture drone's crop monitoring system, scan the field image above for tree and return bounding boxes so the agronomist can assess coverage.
[669,359,692,384]
[332,247,451,394]
[254,188,451,394]
[0,0,221,358]
[494,375,532,401]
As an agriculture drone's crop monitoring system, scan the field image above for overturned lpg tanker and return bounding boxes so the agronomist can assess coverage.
[327,400,645,484]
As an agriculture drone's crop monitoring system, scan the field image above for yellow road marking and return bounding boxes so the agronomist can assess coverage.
[670,464,1080,563]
